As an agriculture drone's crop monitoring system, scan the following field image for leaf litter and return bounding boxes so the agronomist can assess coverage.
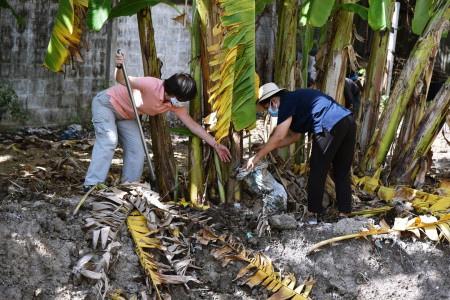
[0,125,449,299]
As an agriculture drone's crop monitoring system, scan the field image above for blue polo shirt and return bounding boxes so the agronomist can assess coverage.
[277,89,351,134]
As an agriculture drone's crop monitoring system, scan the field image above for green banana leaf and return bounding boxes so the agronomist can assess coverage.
[206,0,256,141]
[412,0,433,35]
[368,0,390,31]
[167,127,195,137]
[0,0,24,24]
[108,0,180,19]
[337,3,368,20]
[300,0,335,27]
[43,0,88,72]
[255,0,275,15]
[87,0,113,31]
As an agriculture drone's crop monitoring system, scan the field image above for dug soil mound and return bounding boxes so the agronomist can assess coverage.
[0,125,449,300]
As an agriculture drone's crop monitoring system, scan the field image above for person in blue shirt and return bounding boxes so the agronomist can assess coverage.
[244,83,357,224]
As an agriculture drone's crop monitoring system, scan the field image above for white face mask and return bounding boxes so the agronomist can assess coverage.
[170,97,184,108]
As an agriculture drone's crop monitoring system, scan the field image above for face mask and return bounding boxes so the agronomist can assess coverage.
[268,101,278,117]
[170,97,184,108]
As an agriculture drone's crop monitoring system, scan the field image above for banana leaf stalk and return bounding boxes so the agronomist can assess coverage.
[357,26,390,161]
[389,78,450,185]
[319,0,355,104]
[213,151,226,203]
[362,3,450,175]
[189,0,205,205]
[274,0,298,161]
[307,214,450,254]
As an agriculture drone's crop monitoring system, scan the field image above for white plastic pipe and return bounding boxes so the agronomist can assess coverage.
[386,2,400,96]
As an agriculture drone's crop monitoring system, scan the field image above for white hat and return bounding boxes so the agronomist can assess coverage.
[258,82,288,103]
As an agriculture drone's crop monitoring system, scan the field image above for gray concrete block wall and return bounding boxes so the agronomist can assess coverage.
[0,2,192,129]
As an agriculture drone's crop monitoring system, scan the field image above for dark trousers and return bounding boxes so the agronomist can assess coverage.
[308,114,356,213]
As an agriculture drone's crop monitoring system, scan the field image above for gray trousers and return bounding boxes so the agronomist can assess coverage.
[84,90,145,186]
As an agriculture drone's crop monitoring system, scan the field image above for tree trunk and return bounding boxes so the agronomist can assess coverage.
[319,0,354,104]
[357,28,390,167]
[274,0,298,89]
[227,128,242,203]
[389,78,450,185]
[189,0,205,204]
[274,0,298,161]
[137,8,177,199]
[362,5,450,175]
[391,43,437,164]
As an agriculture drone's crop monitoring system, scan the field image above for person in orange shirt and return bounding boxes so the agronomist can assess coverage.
[83,53,231,192]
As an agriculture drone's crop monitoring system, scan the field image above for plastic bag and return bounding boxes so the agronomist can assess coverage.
[235,160,287,214]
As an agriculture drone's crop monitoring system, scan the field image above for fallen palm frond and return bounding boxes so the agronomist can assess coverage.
[307,213,450,255]
[127,211,200,300]
[83,187,134,248]
[197,227,315,300]
[352,171,450,218]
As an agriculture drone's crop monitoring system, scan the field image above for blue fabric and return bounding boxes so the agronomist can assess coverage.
[277,89,351,134]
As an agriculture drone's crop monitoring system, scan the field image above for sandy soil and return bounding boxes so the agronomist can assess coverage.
[0,122,449,300]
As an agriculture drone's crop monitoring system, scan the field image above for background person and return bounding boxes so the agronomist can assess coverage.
[82,53,231,192]
[244,83,356,224]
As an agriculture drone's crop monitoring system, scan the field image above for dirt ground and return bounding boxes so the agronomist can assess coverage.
[0,121,449,300]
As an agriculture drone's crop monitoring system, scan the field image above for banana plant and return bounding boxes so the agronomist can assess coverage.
[357,0,393,163]
[363,2,450,175]
[205,0,256,143]
[43,0,179,73]
[43,0,88,73]
[203,0,256,203]
[389,78,450,186]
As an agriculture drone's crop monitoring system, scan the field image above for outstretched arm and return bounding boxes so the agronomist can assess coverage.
[178,113,232,162]
[244,116,293,171]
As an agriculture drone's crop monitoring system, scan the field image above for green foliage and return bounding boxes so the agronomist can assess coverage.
[412,0,432,35]
[0,80,27,121]
[368,0,391,31]
[0,0,24,24]
[87,0,113,31]
[255,0,275,15]
[167,126,195,137]
[108,0,180,20]
[300,0,335,27]
[337,3,368,20]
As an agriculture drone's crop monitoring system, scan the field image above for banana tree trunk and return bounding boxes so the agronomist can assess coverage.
[197,0,219,115]
[197,0,226,203]
[274,0,298,161]
[189,0,205,204]
[357,28,390,165]
[389,78,450,186]
[137,8,177,199]
[319,0,354,104]
[227,128,242,203]
[362,5,450,175]
[274,0,298,89]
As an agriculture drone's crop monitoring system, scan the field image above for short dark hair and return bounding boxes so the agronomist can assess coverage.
[163,73,197,101]
[258,90,284,106]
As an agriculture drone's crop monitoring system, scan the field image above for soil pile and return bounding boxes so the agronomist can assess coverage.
[0,125,449,300]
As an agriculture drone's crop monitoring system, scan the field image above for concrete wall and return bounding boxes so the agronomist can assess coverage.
[0,1,192,129]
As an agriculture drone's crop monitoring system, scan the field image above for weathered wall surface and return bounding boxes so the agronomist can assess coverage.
[0,2,447,129]
[0,1,192,129]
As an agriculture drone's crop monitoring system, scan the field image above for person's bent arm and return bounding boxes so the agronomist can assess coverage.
[178,113,232,162]
[278,129,301,148]
[244,116,292,171]
[114,53,140,89]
